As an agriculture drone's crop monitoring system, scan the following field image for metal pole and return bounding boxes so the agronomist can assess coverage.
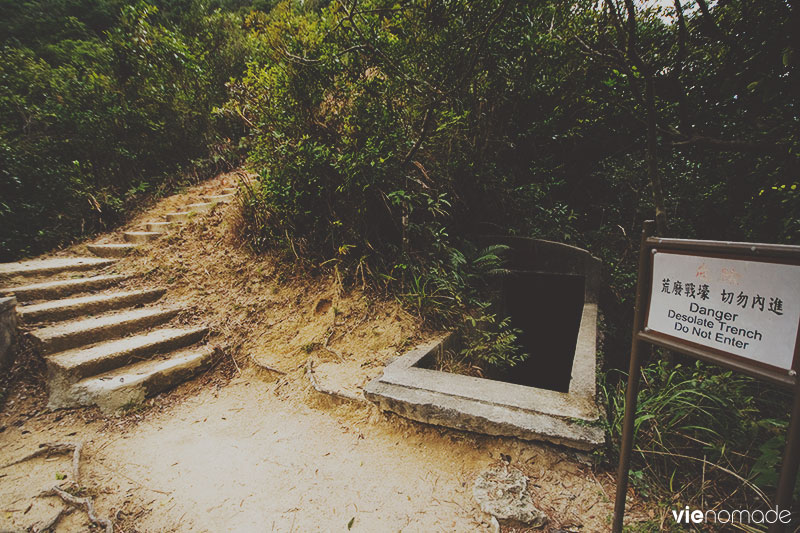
[769,378,800,533]
[612,220,656,533]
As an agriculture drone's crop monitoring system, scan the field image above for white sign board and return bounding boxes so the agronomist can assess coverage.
[646,252,800,372]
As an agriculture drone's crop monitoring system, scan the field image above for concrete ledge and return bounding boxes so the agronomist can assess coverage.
[364,380,604,451]
[32,307,180,355]
[19,288,166,323]
[166,212,191,222]
[0,275,127,301]
[68,345,216,414]
[365,237,606,449]
[123,231,161,244]
[0,296,18,370]
[0,296,16,314]
[365,292,604,450]
[145,221,173,233]
[381,305,599,422]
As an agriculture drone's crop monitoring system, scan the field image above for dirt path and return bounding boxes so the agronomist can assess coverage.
[1,363,625,532]
[87,371,491,532]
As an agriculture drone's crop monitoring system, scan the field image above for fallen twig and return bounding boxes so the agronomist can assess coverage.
[71,442,83,485]
[39,487,113,533]
[305,358,320,390]
[322,328,344,361]
[248,355,287,375]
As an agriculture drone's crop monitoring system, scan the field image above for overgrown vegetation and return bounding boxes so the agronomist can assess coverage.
[3,0,798,524]
[224,0,798,521]
[0,0,256,259]
[603,360,797,520]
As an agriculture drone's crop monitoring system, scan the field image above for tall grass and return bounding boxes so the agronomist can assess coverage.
[603,358,795,518]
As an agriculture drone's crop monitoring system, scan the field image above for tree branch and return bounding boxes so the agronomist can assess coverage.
[334,0,439,96]
[694,0,726,42]
[672,0,691,134]
[401,103,436,167]
[671,134,790,155]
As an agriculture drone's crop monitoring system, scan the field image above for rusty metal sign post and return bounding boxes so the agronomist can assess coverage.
[612,220,800,533]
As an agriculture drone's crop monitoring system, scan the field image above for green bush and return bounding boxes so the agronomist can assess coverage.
[603,359,796,508]
[0,1,248,260]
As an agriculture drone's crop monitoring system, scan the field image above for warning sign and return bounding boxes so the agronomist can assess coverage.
[646,251,800,372]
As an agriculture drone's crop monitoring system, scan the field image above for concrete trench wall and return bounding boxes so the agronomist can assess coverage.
[364,237,605,450]
[481,236,602,303]
[481,235,602,396]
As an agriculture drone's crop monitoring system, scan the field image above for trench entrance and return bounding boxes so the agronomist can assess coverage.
[500,271,585,393]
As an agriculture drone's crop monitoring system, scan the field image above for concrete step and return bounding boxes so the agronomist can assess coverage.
[87,243,138,258]
[123,231,161,244]
[66,345,215,413]
[165,212,191,223]
[145,221,172,233]
[31,307,180,355]
[0,274,127,302]
[0,257,115,279]
[19,288,166,324]
[201,194,234,203]
[46,326,209,408]
[185,202,215,214]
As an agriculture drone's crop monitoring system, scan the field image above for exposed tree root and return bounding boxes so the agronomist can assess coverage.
[71,442,84,486]
[322,329,344,361]
[2,442,82,483]
[248,354,287,376]
[38,487,113,533]
[4,441,112,532]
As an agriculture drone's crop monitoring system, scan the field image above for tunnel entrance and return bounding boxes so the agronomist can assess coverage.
[500,271,585,393]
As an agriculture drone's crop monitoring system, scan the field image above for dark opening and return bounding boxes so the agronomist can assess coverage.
[500,271,585,393]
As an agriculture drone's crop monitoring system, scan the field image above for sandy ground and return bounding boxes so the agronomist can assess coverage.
[0,170,654,532]
[1,365,626,532]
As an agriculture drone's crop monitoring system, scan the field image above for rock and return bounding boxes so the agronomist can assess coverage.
[473,465,547,528]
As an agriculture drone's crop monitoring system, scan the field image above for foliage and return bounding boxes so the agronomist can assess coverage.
[603,360,797,510]
[405,243,526,369]
[228,2,795,356]
[3,0,798,516]
[226,0,797,512]
[228,0,797,291]
[0,0,249,259]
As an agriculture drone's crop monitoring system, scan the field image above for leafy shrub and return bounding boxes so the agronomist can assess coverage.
[604,359,795,508]
[0,1,248,260]
[227,0,797,381]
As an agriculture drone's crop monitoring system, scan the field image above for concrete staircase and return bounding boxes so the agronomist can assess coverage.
[87,187,237,258]
[0,257,215,414]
